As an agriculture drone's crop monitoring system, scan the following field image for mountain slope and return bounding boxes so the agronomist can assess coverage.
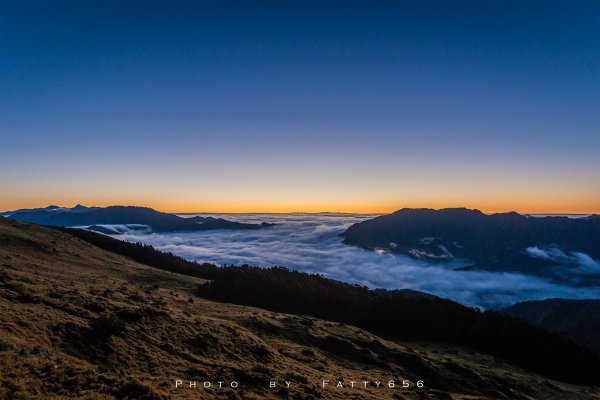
[46,225,600,385]
[503,299,600,353]
[342,208,600,284]
[3,205,272,233]
[2,219,599,399]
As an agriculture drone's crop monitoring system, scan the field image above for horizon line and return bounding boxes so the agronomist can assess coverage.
[2,203,598,216]
[174,211,596,215]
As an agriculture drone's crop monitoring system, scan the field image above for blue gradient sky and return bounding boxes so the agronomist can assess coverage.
[1,1,599,213]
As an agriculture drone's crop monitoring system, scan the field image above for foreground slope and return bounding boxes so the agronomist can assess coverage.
[0,219,598,399]
[47,226,600,385]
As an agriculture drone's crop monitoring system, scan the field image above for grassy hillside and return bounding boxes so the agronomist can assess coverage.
[1,218,599,399]
[53,225,600,385]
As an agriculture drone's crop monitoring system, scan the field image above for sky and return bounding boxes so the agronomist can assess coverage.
[1,0,599,213]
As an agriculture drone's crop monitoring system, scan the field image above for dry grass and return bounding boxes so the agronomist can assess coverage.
[0,218,598,399]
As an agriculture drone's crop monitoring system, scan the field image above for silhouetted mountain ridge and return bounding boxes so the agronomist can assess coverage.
[2,205,273,233]
[342,208,600,284]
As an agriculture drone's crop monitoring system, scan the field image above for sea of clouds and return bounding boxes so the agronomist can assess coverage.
[103,213,600,309]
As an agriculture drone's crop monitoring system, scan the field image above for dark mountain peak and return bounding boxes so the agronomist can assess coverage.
[393,207,431,213]
[582,214,600,220]
[261,221,275,227]
[70,204,92,213]
[104,205,152,211]
[45,205,61,210]
[6,204,273,233]
[439,207,486,218]
[489,211,526,221]
[102,205,160,214]
[392,207,485,217]
[342,207,600,284]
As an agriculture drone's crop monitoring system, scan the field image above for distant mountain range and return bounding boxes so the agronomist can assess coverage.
[0,205,273,233]
[503,299,600,353]
[342,208,600,284]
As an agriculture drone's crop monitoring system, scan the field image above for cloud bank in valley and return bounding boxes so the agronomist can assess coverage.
[526,246,600,276]
[105,213,600,309]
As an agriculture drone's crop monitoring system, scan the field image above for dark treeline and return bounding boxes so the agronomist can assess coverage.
[55,226,599,385]
[197,266,599,385]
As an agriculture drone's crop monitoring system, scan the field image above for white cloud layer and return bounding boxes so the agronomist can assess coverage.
[526,246,600,275]
[103,213,600,309]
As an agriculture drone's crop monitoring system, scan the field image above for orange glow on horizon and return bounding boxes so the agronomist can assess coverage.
[2,196,599,215]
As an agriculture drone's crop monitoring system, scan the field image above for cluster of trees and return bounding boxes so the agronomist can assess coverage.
[55,226,599,385]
